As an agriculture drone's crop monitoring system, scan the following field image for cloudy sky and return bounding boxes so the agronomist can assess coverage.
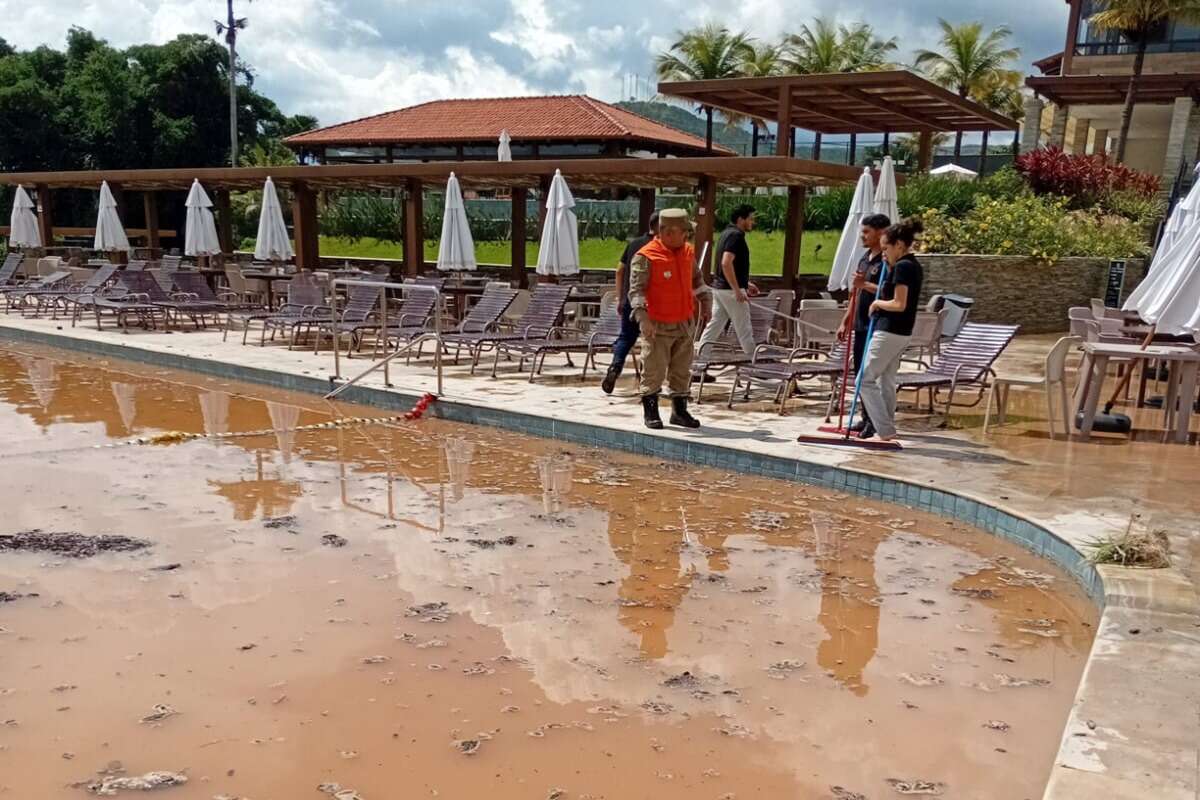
[0,0,1069,127]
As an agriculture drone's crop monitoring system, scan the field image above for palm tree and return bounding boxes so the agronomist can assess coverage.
[914,20,1020,161]
[783,19,897,159]
[1088,0,1200,162]
[215,0,252,167]
[656,24,755,152]
[973,70,1026,162]
[738,43,783,155]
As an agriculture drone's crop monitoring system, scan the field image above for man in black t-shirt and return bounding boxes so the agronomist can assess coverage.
[697,204,760,355]
[602,212,658,395]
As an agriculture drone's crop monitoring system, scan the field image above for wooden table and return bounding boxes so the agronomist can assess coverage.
[242,272,293,309]
[441,284,485,319]
[1073,341,1200,442]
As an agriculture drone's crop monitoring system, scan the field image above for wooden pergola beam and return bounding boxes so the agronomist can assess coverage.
[403,178,424,278]
[36,184,53,249]
[291,181,320,270]
[511,187,527,288]
[143,191,160,251]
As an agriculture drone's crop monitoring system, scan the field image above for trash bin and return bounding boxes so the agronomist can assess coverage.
[928,293,974,340]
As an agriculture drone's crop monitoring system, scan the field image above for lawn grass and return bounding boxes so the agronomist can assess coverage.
[317,229,840,277]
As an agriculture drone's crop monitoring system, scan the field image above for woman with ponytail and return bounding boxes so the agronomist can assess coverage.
[858,218,924,442]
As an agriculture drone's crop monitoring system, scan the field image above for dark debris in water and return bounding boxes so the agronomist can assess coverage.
[321,534,349,548]
[0,531,150,558]
[465,536,518,549]
[0,591,39,603]
[263,516,298,530]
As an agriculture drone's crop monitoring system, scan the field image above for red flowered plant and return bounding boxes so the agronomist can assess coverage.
[1015,147,1160,206]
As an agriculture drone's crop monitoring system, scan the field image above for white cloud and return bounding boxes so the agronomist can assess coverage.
[0,0,1067,127]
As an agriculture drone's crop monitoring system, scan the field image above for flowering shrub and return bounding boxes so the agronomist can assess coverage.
[917,195,1151,264]
[1015,147,1160,207]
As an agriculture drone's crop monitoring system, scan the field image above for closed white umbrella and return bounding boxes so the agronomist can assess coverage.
[536,169,580,277]
[1123,207,1200,335]
[254,177,294,261]
[1151,175,1200,276]
[185,179,222,257]
[873,156,899,223]
[9,185,41,248]
[94,181,130,252]
[498,129,513,162]
[267,401,301,464]
[827,168,876,291]
[111,382,137,433]
[199,391,231,436]
[436,172,477,272]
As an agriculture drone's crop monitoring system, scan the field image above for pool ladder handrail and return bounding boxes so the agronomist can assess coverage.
[325,278,442,400]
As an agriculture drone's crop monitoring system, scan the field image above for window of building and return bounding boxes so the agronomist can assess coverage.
[1077,4,1200,55]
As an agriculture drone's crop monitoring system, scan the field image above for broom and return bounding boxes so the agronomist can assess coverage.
[1076,325,1157,434]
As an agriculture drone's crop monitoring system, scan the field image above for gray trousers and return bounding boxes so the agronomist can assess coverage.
[858,331,910,438]
[698,289,755,355]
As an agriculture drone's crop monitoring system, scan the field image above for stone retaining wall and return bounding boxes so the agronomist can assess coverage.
[916,254,1146,334]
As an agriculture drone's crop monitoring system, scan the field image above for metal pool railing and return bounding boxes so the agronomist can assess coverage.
[325,278,443,399]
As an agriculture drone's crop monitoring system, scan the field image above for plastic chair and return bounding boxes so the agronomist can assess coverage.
[983,335,1079,439]
[902,309,947,368]
[799,298,838,310]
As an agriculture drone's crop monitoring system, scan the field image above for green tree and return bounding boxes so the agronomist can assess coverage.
[914,20,1021,161]
[783,19,897,158]
[1088,0,1200,162]
[656,24,755,152]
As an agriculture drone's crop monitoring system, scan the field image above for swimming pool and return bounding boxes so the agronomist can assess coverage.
[0,345,1096,799]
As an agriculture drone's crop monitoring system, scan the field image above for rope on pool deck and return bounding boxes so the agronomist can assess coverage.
[2,393,437,458]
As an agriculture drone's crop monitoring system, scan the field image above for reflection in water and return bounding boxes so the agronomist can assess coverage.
[266,401,301,464]
[111,382,137,433]
[813,512,883,696]
[199,390,230,436]
[19,356,57,410]
[535,453,573,513]
[442,436,475,501]
[209,450,303,521]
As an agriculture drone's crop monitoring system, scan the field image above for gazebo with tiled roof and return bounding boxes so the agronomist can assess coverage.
[284,95,733,163]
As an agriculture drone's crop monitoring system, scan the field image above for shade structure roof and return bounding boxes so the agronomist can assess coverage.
[1026,73,1200,106]
[0,156,860,193]
[284,95,732,156]
[659,71,1019,134]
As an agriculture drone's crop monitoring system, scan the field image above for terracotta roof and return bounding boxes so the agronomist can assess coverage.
[284,95,732,155]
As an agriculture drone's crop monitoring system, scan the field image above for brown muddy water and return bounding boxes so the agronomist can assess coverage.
[0,345,1097,800]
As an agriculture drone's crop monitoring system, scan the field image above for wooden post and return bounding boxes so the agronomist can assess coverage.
[849,134,857,166]
[290,181,320,271]
[511,187,527,288]
[36,185,53,250]
[882,132,891,156]
[917,131,934,173]
[979,130,991,177]
[637,187,656,233]
[404,178,424,277]
[783,186,807,293]
[214,189,234,254]
[536,174,552,231]
[695,175,718,279]
[775,88,792,156]
[142,192,161,251]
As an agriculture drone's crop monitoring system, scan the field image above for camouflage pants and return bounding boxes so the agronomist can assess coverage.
[639,320,696,398]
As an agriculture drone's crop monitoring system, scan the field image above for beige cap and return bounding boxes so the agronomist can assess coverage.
[658,207,692,227]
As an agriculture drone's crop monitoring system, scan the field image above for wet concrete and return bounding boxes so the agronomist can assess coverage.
[0,346,1097,799]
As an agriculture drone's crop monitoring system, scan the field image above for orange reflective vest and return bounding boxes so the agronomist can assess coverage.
[636,238,696,324]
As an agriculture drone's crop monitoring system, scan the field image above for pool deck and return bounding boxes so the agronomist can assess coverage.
[0,315,1196,800]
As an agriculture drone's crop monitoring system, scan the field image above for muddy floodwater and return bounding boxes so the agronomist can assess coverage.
[0,346,1097,800]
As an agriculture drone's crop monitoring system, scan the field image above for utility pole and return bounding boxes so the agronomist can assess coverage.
[216,0,250,167]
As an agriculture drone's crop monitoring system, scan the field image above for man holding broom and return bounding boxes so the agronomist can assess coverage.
[837,213,891,433]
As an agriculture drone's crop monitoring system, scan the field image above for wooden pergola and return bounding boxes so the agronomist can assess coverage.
[0,156,859,289]
[659,71,1020,167]
[1026,73,1200,106]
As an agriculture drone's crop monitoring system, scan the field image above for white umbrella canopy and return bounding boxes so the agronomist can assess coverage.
[436,172,477,272]
[827,168,876,291]
[1152,175,1200,276]
[498,129,513,162]
[1123,207,1200,335]
[185,179,222,257]
[199,391,231,437]
[111,382,137,433]
[930,163,978,181]
[873,156,900,223]
[8,185,41,248]
[536,170,580,277]
[267,401,301,464]
[254,177,295,261]
[94,181,130,252]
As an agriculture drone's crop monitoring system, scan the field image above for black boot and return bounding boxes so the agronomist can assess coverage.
[601,365,621,395]
[669,395,701,429]
[642,394,664,429]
